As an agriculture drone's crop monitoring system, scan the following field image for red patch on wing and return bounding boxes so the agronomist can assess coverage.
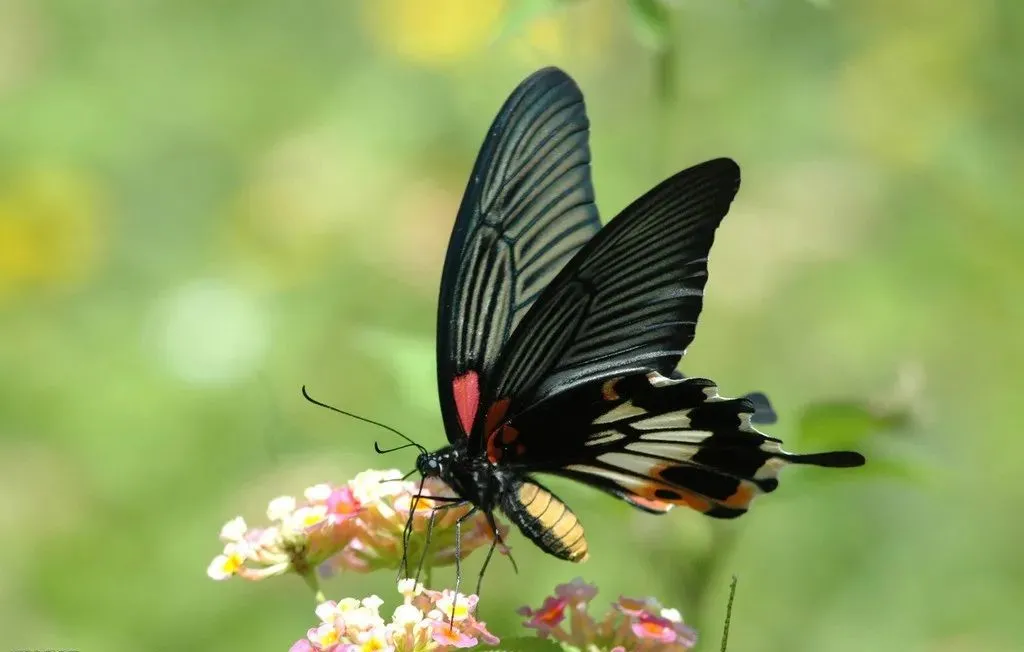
[451,371,480,436]
[487,424,521,464]
[483,398,511,435]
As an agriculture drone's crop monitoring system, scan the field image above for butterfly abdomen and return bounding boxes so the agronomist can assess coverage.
[500,477,589,562]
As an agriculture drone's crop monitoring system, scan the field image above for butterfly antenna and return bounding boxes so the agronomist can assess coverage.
[720,575,739,652]
[301,385,426,454]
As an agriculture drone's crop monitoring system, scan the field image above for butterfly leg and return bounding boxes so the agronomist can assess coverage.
[474,510,517,597]
[410,498,468,586]
[449,506,480,622]
[399,490,464,580]
[398,477,427,580]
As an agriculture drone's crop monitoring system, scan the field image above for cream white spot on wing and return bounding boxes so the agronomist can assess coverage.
[565,464,650,492]
[631,411,693,430]
[626,441,700,462]
[596,451,661,476]
[752,441,789,480]
[647,372,683,387]
[585,431,627,447]
[593,401,647,425]
[637,429,712,444]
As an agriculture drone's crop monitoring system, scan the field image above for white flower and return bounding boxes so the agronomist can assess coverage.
[288,505,328,530]
[309,622,340,648]
[397,578,424,598]
[349,469,405,504]
[392,603,423,627]
[218,516,248,542]
[435,591,474,621]
[315,600,341,623]
[206,542,247,580]
[661,607,683,622]
[340,606,383,631]
[337,598,362,612]
[266,495,297,521]
[304,483,332,503]
[362,595,384,611]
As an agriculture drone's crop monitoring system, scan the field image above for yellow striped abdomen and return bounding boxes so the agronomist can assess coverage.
[501,478,588,562]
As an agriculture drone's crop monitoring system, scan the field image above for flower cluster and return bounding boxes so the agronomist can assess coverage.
[518,578,698,651]
[289,580,498,652]
[207,469,507,590]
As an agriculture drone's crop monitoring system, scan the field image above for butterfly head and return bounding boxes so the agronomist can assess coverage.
[416,450,444,478]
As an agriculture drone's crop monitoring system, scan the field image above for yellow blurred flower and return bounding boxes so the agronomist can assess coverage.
[0,167,103,300]
[362,0,506,66]
[834,0,989,166]
[499,1,613,67]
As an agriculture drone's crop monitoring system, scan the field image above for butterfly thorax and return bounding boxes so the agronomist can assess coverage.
[416,443,510,511]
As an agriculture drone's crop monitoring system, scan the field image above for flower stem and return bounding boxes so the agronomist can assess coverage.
[720,575,739,652]
[299,567,325,604]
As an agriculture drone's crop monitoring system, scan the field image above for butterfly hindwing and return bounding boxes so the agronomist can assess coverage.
[436,67,602,443]
[499,372,865,518]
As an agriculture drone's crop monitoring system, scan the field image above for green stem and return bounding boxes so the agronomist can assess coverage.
[720,575,739,652]
[300,567,326,604]
[423,564,434,590]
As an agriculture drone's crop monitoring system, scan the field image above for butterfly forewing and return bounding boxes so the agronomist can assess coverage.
[473,158,742,447]
[436,67,602,442]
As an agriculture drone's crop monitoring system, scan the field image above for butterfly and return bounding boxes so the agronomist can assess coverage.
[405,67,865,583]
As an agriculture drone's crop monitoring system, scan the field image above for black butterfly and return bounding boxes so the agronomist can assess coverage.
[403,68,864,583]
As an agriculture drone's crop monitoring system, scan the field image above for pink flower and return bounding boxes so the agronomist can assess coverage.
[431,622,477,648]
[519,596,568,635]
[326,485,361,522]
[631,611,678,643]
[554,577,598,605]
[616,595,660,617]
[521,580,697,650]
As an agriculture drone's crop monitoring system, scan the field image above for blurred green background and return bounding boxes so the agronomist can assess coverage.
[2,0,1022,650]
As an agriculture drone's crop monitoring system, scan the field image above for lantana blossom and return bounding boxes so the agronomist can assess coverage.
[206,469,508,591]
[289,581,498,651]
[519,577,698,651]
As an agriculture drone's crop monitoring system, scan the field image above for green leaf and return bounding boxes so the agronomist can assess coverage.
[851,456,932,486]
[796,399,909,449]
[484,637,577,652]
[627,0,671,51]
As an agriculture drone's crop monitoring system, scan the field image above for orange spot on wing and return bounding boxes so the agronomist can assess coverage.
[679,491,712,513]
[601,378,621,401]
[722,483,757,509]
